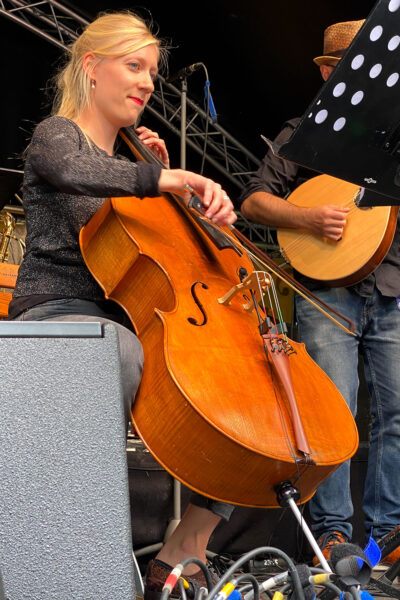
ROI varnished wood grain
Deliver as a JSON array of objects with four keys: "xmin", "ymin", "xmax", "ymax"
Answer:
[
  {"xmin": 277, "ymin": 175, "xmax": 398, "ymax": 286},
  {"xmin": 80, "ymin": 193, "xmax": 358, "ymax": 508}
]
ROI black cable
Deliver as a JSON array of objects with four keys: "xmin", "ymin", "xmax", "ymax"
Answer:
[
  {"xmin": 279, "ymin": 582, "xmax": 292, "ymax": 595},
  {"xmin": 383, "ymin": 558, "xmax": 400, "ymax": 583},
  {"xmin": 195, "ymin": 587, "xmax": 209, "ymax": 600},
  {"xmin": 199, "ymin": 63, "xmax": 210, "ymax": 176},
  {"xmin": 178, "ymin": 578, "xmax": 188, "ymax": 600},
  {"xmin": 315, "ymin": 581, "xmax": 343, "ymax": 597},
  {"xmin": 234, "ymin": 573, "xmax": 260, "ymax": 600},
  {"xmin": 204, "ymin": 546, "xmax": 305, "ymax": 600},
  {"xmin": 349, "ymin": 585, "xmax": 362, "ymax": 600},
  {"xmin": 180, "ymin": 557, "xmax": 213, "ymax": 592},
  {"xmin": 211, "ymin": 553, "xmax": 234, "ymax": 577},
  {"xmin": 160, "ymin": 588, "xmax": 170, "ymax": 600},
  {"xmin": 159, "ymin": 558, "xmax": 212, "ymax": 600}
]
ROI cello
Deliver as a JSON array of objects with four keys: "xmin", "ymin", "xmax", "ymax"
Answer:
[{"xmin": 79, "ymin": 129, "xmax": 358, "ymax": 508}]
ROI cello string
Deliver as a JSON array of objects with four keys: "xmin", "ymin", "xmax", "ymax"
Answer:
[
  {"xmin": 254, "ymin": 271, "xmax": 279, "ymax": 334},
  {"xmin": 119, "ymin": 128, "xmax": 354, "ymax": 335},
  {"xmin": 250, "ymin": 288, "xmax": 299, "ymax": 467},
  {"xmin": 269, "ymin": 277, "xmax": 288, "ymax": 342},
  {"xmin": 255, "ymin": 271, "xmax": 288, "ymax": 346},
  {"xmin": 121, "ymin": 129, "xmax": 310, "ymax": 481},
  {"xmin": 193, "ymin": 216, "xmax": 355, "ymax": 335}
]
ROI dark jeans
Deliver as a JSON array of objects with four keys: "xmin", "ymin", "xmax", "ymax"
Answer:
[{"xmin": 296, "ymin": 286, "xmax": 400, "ymax": 540}]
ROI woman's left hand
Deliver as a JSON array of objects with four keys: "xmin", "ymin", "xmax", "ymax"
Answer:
[{"xmin": 136, "ymin": 126, "xmax": 170, "ymax": 168}]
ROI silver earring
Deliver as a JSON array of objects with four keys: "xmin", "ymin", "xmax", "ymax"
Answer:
[{"xmin": 91, "ymin": 79, "xmax": 96, "ymax": 89}]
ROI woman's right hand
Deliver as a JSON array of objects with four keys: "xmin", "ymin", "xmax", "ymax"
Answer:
[{"xmin": 158, "ymin": 169, "xmax": 237, "ymax": 227}]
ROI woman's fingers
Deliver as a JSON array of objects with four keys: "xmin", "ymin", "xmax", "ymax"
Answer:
[{"xmin": 136, "ymin": 126, "xmax": 170, "ymax": 167}]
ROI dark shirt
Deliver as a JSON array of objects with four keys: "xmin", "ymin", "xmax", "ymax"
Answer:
[
  {"xmin": 238, "ymin": 119, "xmax": 400, "ymax": 298},
  {"xmin": 9, "ymin": 116, "xmax": 162, "ymax": 318}
]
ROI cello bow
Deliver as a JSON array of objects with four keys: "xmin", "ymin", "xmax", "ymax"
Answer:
[{"xmin": 119, "ymin": 126, "xmax": 355, "ymax": 337}]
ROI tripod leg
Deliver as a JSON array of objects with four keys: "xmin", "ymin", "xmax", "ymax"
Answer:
[
  {"xmin": 134, "ymin": 478, "xmax": 182, "ymax": 557},
  {"xmin": 163, "ymin": 480, "xmax": 182, "ymax": 541},
  {"xmin": 132, "ymin": 552, "xmax": 145, "ymax": 596}
]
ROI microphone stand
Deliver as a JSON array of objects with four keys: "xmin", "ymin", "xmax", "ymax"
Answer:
[
  {"xmin": 179, "ymin": 75, "xmax": 188, "ymax": 170},
  {"xmin": 134, "ymin": 74, "xmax": 188, "ymax": 561},
  {"xmin": 166, "ymin": 73, "xmax": 188, "ymax": 540}
]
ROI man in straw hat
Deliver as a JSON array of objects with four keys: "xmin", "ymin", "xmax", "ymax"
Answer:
[
  {"xmin": 239, "ymin": 19, "xmax": 400, "ymax": 565},
  {"xmin": 313, "ymin": 19, "xmax": 365, "ymax": 67}
]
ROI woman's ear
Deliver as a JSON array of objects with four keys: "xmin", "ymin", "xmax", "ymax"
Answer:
[{"xmin": 82, "ymin": 52, "xmax": 97, "ymax": 78}]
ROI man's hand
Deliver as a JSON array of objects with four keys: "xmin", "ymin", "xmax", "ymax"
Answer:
[{"xmin": 305, "ymin": 204, "xmax": 350, "ymax": 240}]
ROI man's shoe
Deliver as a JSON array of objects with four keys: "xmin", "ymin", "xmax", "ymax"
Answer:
[
  {"xmin": 382, "ymin": 546, "xmax": 400, "ymax": 565},
  {"xmin": 144, "ymin": 558, "xmax": 217, "ymax": 600},
  {"xmin": 378, "ymin": 526, "xmax": 400, "ymax": 565},
  {"xmin": 313, "ymin": 530, "xmax": 348, "ymax": 566}
]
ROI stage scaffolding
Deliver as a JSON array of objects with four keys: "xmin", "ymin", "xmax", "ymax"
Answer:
[{"xmin": 0, "ymin": 0, "xmax": 276, "ymax": 248}]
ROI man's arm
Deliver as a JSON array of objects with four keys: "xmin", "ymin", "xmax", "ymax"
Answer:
[
  {"xmin": 238, "ymin": 120, "xmax": 349, "ymax": 241},
  {"xmin": 241, "ymin": 190, "xmax": 349, "ymax": 241}
]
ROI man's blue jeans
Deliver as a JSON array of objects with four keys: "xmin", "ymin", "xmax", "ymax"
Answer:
[{"xmin": 296, "ymin": 285, "xmax": 400, "ymax": 542}]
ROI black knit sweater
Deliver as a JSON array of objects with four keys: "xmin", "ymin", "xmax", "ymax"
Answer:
[{"xmin": 10, "ymin": 116, "xmax": 162, "ymax": 311}]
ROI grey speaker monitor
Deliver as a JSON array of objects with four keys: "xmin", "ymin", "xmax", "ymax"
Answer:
[{"xmin": 0, "ymin": 321, "xmax": 136, "ymax": 600}]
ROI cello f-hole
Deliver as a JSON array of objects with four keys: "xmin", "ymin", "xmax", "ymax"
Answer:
[{"xmin": 187, "ymin": 281, "xmax": 209, "ymax": 326}]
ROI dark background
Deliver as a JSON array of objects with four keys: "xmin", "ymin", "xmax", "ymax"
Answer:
[{"xmin": 0, "ymin": 0, "xmax": 376, "ymax": 201}]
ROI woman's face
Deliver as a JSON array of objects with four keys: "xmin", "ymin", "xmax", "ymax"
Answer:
[{"xmin": 89, "ymin": 43, "xmax": 158, "ymax": 129}]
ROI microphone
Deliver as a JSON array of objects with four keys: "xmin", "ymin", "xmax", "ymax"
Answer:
[
  {"xmin": 166, "ymin": 62, "xmax": 202, "ymax": 83},
  {"xmin": 330, "ymin": 542, "xmax": 372, "ymax": 586}
]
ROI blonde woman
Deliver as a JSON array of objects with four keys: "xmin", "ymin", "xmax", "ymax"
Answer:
[{"xmin": 9, "ymin": 11, "xmax": 236, "ymax": 598}]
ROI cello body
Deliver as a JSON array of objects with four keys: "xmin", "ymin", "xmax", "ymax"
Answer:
[{"xmin": 80, "ymin": 192, "xmax": 358, "ymax": 508}]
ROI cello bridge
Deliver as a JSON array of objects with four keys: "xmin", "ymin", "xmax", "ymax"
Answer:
[{"xmin": 218, "ymin": 271, "xmax": 271, "ymax": 312}]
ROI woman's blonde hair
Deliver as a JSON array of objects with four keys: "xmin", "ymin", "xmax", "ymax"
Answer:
[{"xmin": 53, "ymin": 11, "xmax": 166, "ymax": 119}]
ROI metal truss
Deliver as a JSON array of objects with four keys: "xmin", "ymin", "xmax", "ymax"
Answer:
[
  {"xmin": 234, "ymin": 214, "xmax": 278, "ymax": 250},
  {"xmin": 0, "ymin": 0, "xmax": 275, "ymax": 247},
  {"xmin": 145, "ymin": 76, "xmax": 261, "ymax": 192},
  {"xmin": 0, "ymin": 0, "xmax": 89, "ymax": 50}
]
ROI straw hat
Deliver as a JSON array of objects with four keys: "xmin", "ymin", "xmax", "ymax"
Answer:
[{"xmin": 313, "ymin": 20, "xmax": 365, "ymax": 66}]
